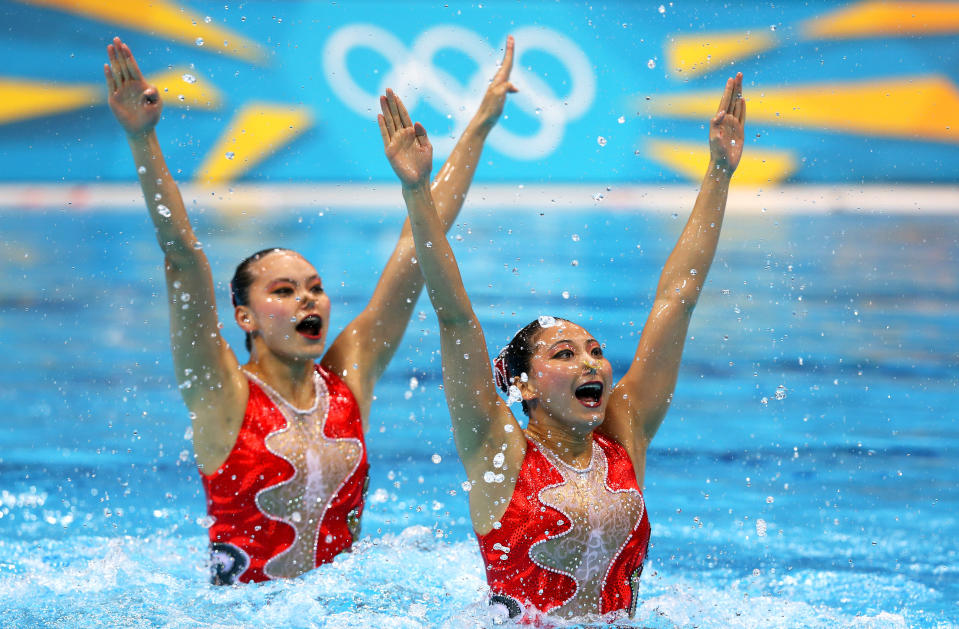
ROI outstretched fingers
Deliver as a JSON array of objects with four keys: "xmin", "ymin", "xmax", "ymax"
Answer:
[
  {"xmin": 717, "ymin": 75, "xmax": 734, "ymax": 114},
  {"xmin": 493, "ymin": 35, "xmax": 515, "ymax": 85},
  {"xmin": 119, "ymin": 40, "xmax": 145, "ymax": 81},
  {"xmin": 379, "ymin": 95, "xmax": 396, "ymax": 140},
  {"xmin": 377, "ymin": 114, "xmax": 391, "ymax": 149},
  {"xmin": 107, "ymin": 42, "xmax": 123, "ymax": 88},
  {"xmin": 385, "ymin": 88, "xmax": 404, "ymax": 131},
  {"xmin": 391, "ymin": 90, "xmax": 423, "ymax": 147},
  {"xmin": 103, "ymin": 63, "xmax": 117, "ymax": 93}
]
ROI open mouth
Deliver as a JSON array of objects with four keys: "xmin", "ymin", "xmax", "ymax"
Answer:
[
  {"xmin": 574, "ymin": 382, "xmax": 604, "ymax": 408},
  {"xmin": 295, "ymin": 314, "xmax": 324, "ymax": 340}
]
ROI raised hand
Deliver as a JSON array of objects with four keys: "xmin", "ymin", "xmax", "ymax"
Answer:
[
  {"xmin": 473, "ymin": 35, "xmax": 519, "ymax": 130},
  {"xmin": 378, "ymin": 88, "xmax": 433, "ymax": 188},
  {"xmin": 104, "ymin": 36, "xmax": 161, "ymax": 137},
  {"xmin": 709, "ymin": 72, "xmax": 746, "ymax": 174}
]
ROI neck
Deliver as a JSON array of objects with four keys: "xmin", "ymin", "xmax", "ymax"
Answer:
[
  {"xmin": 525, "ymin": 418, "xmax": 594, "ymax": 469},
  {"xmin": 245, "ymin": 351, "xmax": 317, "ymax": 408}
]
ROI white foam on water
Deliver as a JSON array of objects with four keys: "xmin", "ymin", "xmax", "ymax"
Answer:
[{"xmin": 0, "ymin": 525, "xmax": 937, "ymax": 628}]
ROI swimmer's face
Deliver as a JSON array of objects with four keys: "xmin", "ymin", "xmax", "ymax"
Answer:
[
  {"xmin": 235, "ymin": 250, "xmax": 331, "ymax": 359},
  {"xmin": 520, "ymin": 322, "xmax": 612, "ymax": 428}
]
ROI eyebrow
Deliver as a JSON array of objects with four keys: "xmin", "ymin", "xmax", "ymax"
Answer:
[
  {"xmin": 266, "ymin": 275, "xmax": 321, "ymax": 287},
  {"xmin": 546, "ymin": 338, "xmax": 599, "ymax": 352}
]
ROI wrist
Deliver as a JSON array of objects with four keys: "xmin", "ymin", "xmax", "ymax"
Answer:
[
  {"xmin": 401, "ymin": 180, "xmax": 432, "ymax": 195},
  {"xmin": 706, "ymin": 160, "xmax": 735, "ymax": 181},
  {"xmin": 466, "ymin": 116, "xmax": 495, "ymax": 139}
]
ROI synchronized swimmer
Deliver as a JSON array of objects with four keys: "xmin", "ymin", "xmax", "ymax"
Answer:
[
  {"xmin": 106, "ymin": 28, "xmax": 746, "ymax": 624},
  {"xmin": 383, "ymin": 70, "xmax": 745, "ymax": 621},
  {"xmin": 104, "ymin": 35, "xmax": 515, "ymax": 584}
]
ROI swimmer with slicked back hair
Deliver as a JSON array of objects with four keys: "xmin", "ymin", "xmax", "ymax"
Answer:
[
  {"xmin": 382, "ymin": 70, "xmax": 746, "ymax": 621},
  {"xmin": 104, "ymin": 35, "xmax": 517, "ymax": 584}
]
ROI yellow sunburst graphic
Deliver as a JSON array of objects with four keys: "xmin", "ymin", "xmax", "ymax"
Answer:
[
  {"xmin": 195, "ymin": 104, "xmax": 314, "ymax": 184},
  {"xmin": 666, "ymin": 1, "xmax": 959, "ymax": 79},
  {"xmin": 0, "ymin": 70, "xmax": 221, "ymax": 125},
  {"xmin": 648, "ymin": 75, "xmax": 959, "ymax": 143},
  {"xmin": 0, "ymin": 79, "xmax": 100, "ymax": 125},
  {"xmin": 645, "ymin": 140, "xmax": 797, "ymax": 185},
  {"xmin": 15, "ymin": 0, "xmax": 266, "ymax": 64}
]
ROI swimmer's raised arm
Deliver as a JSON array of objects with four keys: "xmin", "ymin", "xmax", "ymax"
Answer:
[
  {"xmin": 380, "ymin": 109, "xmax": 525, "ymax": 486},
  {"xmin": 105, "ymin": 37, "xmax": 245, "ymax": 466},
  {"xmin": 604, "ymin": 73, "xmax": 746, "ymax": 476},
  {"xmin": 324, "ymin": 37, "xmax": 517, "ymax": 428}
]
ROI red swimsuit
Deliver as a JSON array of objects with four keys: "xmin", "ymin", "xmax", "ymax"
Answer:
[
  {"xmin": 201, "ymin": 365, "xmax": 368, "ymax": 584},
  {"xmin": 476, "ymin": 433, "xmax": 650, "ymax": 621}
]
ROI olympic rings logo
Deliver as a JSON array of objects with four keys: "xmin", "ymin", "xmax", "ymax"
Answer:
[{"xmin": 322, "ymin": 25, "xmax": 595, "ymax": 160}]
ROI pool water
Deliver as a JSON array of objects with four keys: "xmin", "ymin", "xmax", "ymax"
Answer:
[{"xmin": 1, "ymin": 206, "xmax": 957, "ymax": 627}]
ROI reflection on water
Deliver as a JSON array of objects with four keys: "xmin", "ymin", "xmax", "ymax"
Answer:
[{"xmin": 1, "ymin": 208, "xmax": 956, "ymax": 627}]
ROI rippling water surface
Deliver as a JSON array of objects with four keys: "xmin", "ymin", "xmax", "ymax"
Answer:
[{"xmin": 1, "ymin": 207, "xmax": 956, "ymax": 627}]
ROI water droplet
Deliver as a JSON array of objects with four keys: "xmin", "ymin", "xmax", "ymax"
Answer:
[
  {"xmin": 766, "ymin": 496, "xmax": 775, "ymax": 504},
  {"xmin": 507, "ymin": 385, "xmax": 522, "ymax": 404},
  {"xmin": 483, "ymin": 471, "xmax": 496, "ymax": 483},
  {"xmin": 617, "ymin": 115, "xmax": 625, "ymax": 124},
  {"xmin": 137, "ymin": 165, "xmax": 147, "ymax": 175},
  {"xmin": 156, "ymin": 204, "xmax": 171, "ymax": 218},
  {"xmin": 181, "ymin": 73, "xmax": 197, "ymax": 84},
  {"xmin": 647, "ymin": 59, "xmax": 656, "ymax": 69},
  {"xmin": 195, "ymin": 37, "xmax": 205, "ymax": 46},
  {"xmin": 774, "ymin": 385, "xmax": 787, "ymax": 400},
  {"xmin": 571, "ymin": 234, "xmax": 580, "ymax": 242},
  {"xmin": 658, "ymin": 4, "xmax": 666, "ymax": 13},
  {"xmin": 562, "ymin": 291, "xmax": 570, "ymax": 299},
  {"xmin": 596, "ymin": 136, "xmax": 607, "ymax": 147},
  {"xmin": 538, "ymin": 315, "xmax": 557, "ymax": 328},
  {"xmin": 493, "ymin": 453, "xmax": 505, "ymax": 468},
  {"xmin": 431, "ymin": 454, "xmax": 442, "ymax": 464},
  {"xmin": 571, "ymin": 259, "xmax": 579, "ymax": 266},
  {"xmin": 204, "ymin": 15, "xmax": 212, "ymax": 23},
  {"xmin": 503, "ymin": 424, "xmax": 514, "ymax": 433},
  {"xmin": 689, "ymin": 268, "xmax": 697, "ymax": 275},
  {"xmin": 461, "ymin": 481, "xmax": 472, "ymax": 492},
  {"xmin": 756, "ymin": 519, "xmax": 767, "ymax": 536},
  {"xmin": 224, "ymin": 151, "xmax": 235, "ymax": 160}
]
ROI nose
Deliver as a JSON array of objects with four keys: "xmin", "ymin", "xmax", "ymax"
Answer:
[
  {"xmin": 583, "ymin": 359, "xmax": 598, "ymax": 374},
  {"xmin": 296, "ymin": 288, "xmax": 315, "ymax": 307}
]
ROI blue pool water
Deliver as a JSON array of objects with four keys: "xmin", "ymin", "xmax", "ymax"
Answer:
[{"xmin": 1, "ymin": 206, "xmax": 957, "ymax": 627}]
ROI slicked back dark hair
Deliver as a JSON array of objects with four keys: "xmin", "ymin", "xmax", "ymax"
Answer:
[
  {"xmin": 495, "ymin": 317, "xmax": 572, "ymax": 416},
  {"xmin": 230, "ymin": 247, "xmax": 294, "ymax": 352}
]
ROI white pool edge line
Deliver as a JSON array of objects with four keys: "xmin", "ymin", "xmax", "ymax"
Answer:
[{"xmin": 1, "ymin": 183, "xmax": 957, "ymax": 214}]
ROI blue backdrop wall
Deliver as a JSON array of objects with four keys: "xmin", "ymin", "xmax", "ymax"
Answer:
[{"xmin": 1, "ymin": 0, "xmax": 958, "ymax": 184}]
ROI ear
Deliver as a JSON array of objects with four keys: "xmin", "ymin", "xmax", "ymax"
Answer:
[
  {"xmin": 235, "ymin": 306, "xmax": 255, "ymax": 333},
  {"xmin": 515, "ymin": 374, "xmax": 537, "ymax": 404}
]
